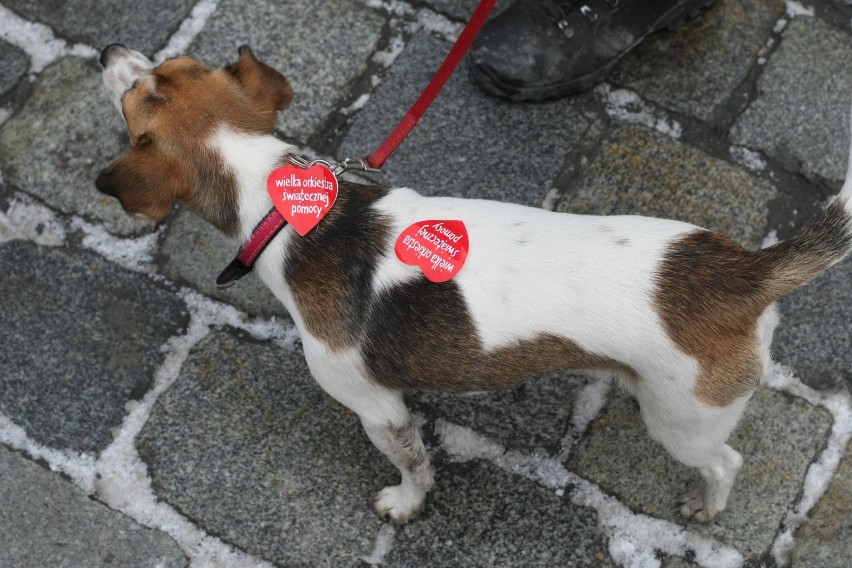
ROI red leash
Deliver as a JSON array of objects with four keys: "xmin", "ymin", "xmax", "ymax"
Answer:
[
  {"xmin": 367, "ymin": 0, "xmax": 496, "ymax": 170},
  {"xmin": 217, "ymin": 0, "xmax": 496, "ymax": 289}
]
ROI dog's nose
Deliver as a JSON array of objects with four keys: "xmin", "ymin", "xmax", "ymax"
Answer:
[{"xmin": 99, "ymin": 43, "xmax": 128, "ymax": 68}]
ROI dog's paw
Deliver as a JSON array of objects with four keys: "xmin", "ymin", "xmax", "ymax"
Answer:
[
  {"xmin": 677, "ymin": 489, "xmax": 715, "ymax": 523},
  {"xmin": 373, "ymin": 484, "xmax": 424, "ymax": 525}
]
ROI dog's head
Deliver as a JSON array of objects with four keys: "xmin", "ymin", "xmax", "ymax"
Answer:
[{"xmin": 95, "ymin": 45, "xmax": 292, "ymax": 228}]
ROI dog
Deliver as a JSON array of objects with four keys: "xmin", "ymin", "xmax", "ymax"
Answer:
[{"xmin": 96, "ymin": 44, "xmax": 852, "ymax": 524}]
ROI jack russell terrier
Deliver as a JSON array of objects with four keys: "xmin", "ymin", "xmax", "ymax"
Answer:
[{"xmin": 96, "ymin": 44, "xmax": 852, "ymax": 524}]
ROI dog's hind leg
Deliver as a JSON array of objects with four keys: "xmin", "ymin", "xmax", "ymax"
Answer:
[
  {"xmin": 634, "ymin": 379, "xmax": 751, "ymax": 523},
  {"xmin": 307, "ymin": 349, "xmax": 434, "ymax": 524}
]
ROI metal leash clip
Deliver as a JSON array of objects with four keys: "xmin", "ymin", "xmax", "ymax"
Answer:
[
  {"xmin": 335, "ymin": 157, "xmax": 382, "ymax": 175},
  {"xmin": 286, "ymin": 154, "xmax": 381, "ymax": 176}
]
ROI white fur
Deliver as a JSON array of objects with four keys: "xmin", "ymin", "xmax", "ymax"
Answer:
[{"xmin": 101, "ymin": 46, "xmax": 154, "ymax": 113}]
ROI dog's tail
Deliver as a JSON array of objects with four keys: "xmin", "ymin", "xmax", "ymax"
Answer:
[{"xmin": 756, "ymin": 103, "xmax": 852, "ymax": 301}]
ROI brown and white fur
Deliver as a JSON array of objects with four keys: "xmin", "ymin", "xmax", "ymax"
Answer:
[{"xmin": 96, "ymin": 45, "xmax": 852, "ymax": 524}]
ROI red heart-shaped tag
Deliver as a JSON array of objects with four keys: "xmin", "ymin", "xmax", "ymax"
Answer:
[
  {"xmin": 395, "ymin": 220, "xmax": 469, "ymax": 283},
  {"xmin": 267, "ymin": 164, "xmax": 338, "ymax": 236}
]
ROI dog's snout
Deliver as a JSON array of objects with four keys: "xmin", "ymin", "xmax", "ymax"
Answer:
[{"xmin": 99, "ymin": 43, "xmax": 128, "ymax": 69}]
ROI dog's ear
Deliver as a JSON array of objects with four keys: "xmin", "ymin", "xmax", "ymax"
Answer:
[
  {"xmin": 227, "ymin": 45, "xmax": 293, "ymax": 122},
  {"xmin": 95, "ymin": 145, "xmax": 187, "ymax": 224}
]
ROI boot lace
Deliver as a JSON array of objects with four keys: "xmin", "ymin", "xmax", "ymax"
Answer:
[{"xmin": 539, "ymin": 0, "xmax": 619, "ymax": 27}]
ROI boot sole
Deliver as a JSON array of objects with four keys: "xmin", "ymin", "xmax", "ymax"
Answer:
[{"xmin": 469, "ymin": 0, "xmax": 717, "ymax": 102}]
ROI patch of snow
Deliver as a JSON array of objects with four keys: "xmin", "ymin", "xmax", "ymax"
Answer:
[
  {"xmin": 154, "ymin": 0, "xmax": 221, "ymax": 63},
  {"xmin": 414, "ymin": 8, "xmax": 463, "ymax": 42},
  {"xmin": 179, "ymin": 288, "xmax": 301, "ymax": 349},
  {"xmin": 362, "ymin": 524, "xmax": 397, "ymax": 566},
  {"xmin": 540, "ymin": 187, "xmax": 561, "ymax": 211},
  {"xmin": 730, "ymin": 146, "xmax": 767, "ymax": 173},
  {"xmin": 0, "ymin": 4, "xmax": 98, "ymax": 74},
  {"xmin": 597, "ymin": 84, "xmax": 682, "ymax": 139},
  {"xmin": 761, "ymin": 229, "xmax": 779, "ymax": 249},
  {"xmin": 785, "ymin": 1, "xmax": 815, "ymax": 18},
  {"xmin": 765, "ymin": 362, "xmax": 852, "ymax": 567},
  {"xmin": 372, "ymin": 32, "xmax": 406, "ymax": 68},
  {"xmin": 0, "ymin": 413, "xmax": 98, "ymax": 493},
  {"xmin": 71, "ymin": 217, "xmax": 159, "ymax": 272},
  {"xmin": 0, "ymin": 196, "xmax": 66, "ymax": 246},
  {"xmin": 341, "ymin": 93, "xmax": 372, "ymax": 116}
]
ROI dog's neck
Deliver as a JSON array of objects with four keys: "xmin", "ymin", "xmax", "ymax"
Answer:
[{"xmin": 206, "ymin": 126, "xmax": 296, "ymax": 241}]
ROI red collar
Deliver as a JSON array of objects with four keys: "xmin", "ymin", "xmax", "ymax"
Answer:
[{"xmin": 216, "ymin": 207, "xmax": 285, "ymax": 289}]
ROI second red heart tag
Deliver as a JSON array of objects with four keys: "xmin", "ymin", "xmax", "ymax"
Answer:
[{"xmin": 395, "ymin": 220, "xmax": 469, "ymax": 283}]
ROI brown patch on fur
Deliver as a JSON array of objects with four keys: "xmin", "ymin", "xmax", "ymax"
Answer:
[
  {"xmin": 97, "ymin": 47, "xmax": 293, "ymax": 236},
  {"xmin": 285, "ymin": 182, "xmax": 391, "ymax": 350},
  {"xmin": 655, "ymin": 231, "xmax": 771, "ymax": 407},
  {"xmin": 362, "ymin": 278, "xmax": 637, "ymax": 392},
  {"xmin": 656, "ymin": 201, "xmax": 851, "ymax": 406}
]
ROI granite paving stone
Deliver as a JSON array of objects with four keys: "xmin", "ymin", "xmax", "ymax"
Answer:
[
  {"xmin": 4, "ymin": 0, "xmax": 195, "ymax": 57},
  {"xmin": 791, "ymin": 442, "xmax": 852, "ymax": 567},
  {"xmin": 773, "ymin": 257, "xmax": 852, "ymax": 392},
  {"xmin": 0, "ymin": 39, "xmax": 28, "ymax": 97},
  {"xmin": 0, "ymin": 447, "xmax": 187, "ymax": 568},
  {"xmin": 0, "ymin": 240, "xmax": 188, "ymax": 453},
  {"xmin": 411, "ymin": 372, "xmax": 598, "ymax": 454},
  {"xmin": 160, "ymin": 209, "xmax": 289, "ymax": 319},
  {"xmin": 611, "ymin": 0, "xmax": 784, "ymax": 121},
  {"xmin": 731, "ymin": 17, "xmax": 852, "ymax": 184},
  {"xmin": 137, "ymin": 330, "xmax": 391, "ymax": 567},
  {"xmin": 556, "ymin": 123, "xmax": 777, "ymax": 249},
  {"xmin": 340, "ymin": 34, "xmax": 588, "ymax": 207},
  {"xmin": 0, "ymin": 57, "xmax": 150, "ymax": 235},
  {"xmin": 189, "ymin": 0, "xmax": 385, "ymax": 142},
  {"xmin": 423, "ymin": 0, "xmax": 513, "ymax": 21},
  {"xmin": 566, "ymin": 387, "xmax": 833, "ymax": 560},
  {"xmin": 386, "ymin": 460, "xmax": 611, "ymax": 567}
]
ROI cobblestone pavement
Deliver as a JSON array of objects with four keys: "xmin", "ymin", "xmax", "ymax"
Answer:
[{"xmin": 1, "ymin": 1, "xmax": 851, "ymax": 566}]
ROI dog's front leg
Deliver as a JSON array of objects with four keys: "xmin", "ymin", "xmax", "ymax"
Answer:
[
  {"xmin": 307, "ymin": 349, "xmax": 434, "ymax": 523},
  {"xmin": 361, "ymin": 411, "xmax": 434, "ymax": 524}
]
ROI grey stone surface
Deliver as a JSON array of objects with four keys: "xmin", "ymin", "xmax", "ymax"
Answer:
[
  {"xmin": 412, "ymin": 372, "xmax": 596, "ymax": 454},
  {"xmin": 386, "ymin": 460, "xmax": 610, "ymax": 567},
  {"xmin": 0, "ymin": 447, "xmax": 187, "ymax": 568},
  {"xmin": 160, "ymin": 209, "xmax": 289, "ymax": 319},
  {"xmin": 4, "ymin": 0, "xmax": 194, "ymax": 57},
  {"xmin": 340, "ymin": 34, "xmax": 588, "ymax": 207},
  {"xmin": 137, "ymin": 330, "xmax": 390, "ymax": 567},
  {"xmin": 0, "ymin": 57, "xmax": 149, "ymax": 235},
  {"xmin": 773, "ymin": 257, "xmax": 852, "ymax": 392},
  {"xmin": 189, "ymin": 0, "xmax": 385, "ymax": 142},
  {"xmin": 0, "ymin": 39, "xmax": 28, "ymax": 96},
  {"xmin": 791, "ymin": 443, "xmax": 852, "ymax": 567},
  {"xmin": 556, "ymin": 124, "xmax": 777, "ymax": 249},
  {"xmin": 0, "ymin": 241, "xmax": 188, "ymax": 452},
  {"xmin": 612, "ymin": 0, "xmax": 784, "ymax": 121},
  {"xmin": 567, "ymin": 387, "xmax": 832, "ymax": 559},
  {"xmin": 423, "ymin": 0, "xmax": 513, "ymax": 21},
  {"xmin": 731, "ymin": 17, "xmax": 852, "ymax": 183}
]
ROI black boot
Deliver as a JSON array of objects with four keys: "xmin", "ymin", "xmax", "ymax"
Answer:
[{"xmin": 468, "ymin": 0, "xmax": 716, "ymax": 101}]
